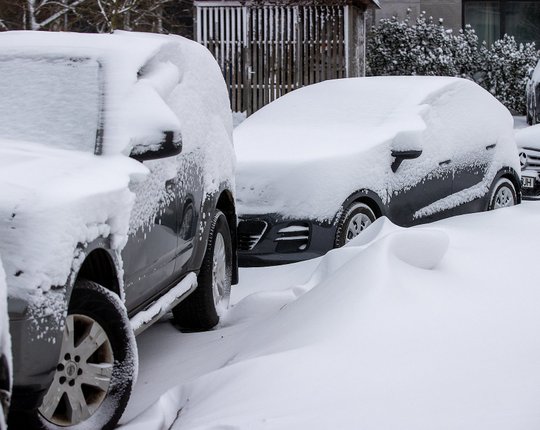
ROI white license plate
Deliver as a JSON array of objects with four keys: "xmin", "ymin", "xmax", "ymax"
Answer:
[{"xmin": 522, "ymin": 176, "xmax": 535, "ymax": 188}]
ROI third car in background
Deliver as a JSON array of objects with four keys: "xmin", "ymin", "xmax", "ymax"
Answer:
[{"xmin": 516, "ymin": 124, "xmax": 540, "ymax": 199}]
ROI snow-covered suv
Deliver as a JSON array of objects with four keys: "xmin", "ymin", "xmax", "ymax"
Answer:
[{"xmin": 0, "ymin": 31, "xmax": 236, "ymax": 429}]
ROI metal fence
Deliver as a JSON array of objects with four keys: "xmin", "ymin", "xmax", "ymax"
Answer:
[{"xmin": 196, "ymin": 1, "xmax": 364, "ymax": 115}]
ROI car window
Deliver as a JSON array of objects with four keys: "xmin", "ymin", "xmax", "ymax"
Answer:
[{"xmin": 0, "ymin": 55, "xmax": 101, "ymax": 153}]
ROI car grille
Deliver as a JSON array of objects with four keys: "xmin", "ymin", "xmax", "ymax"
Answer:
[
  {"xmin": 275, "ymin": 223, "xmax": 310, "ymax": 253},
  {"xmin": 238, "ymin": 220, "xmax": 268, "ymax": 251},
  {"xmin": 520, "ymin": 147, "xmax": 540, "ymax": 171}
]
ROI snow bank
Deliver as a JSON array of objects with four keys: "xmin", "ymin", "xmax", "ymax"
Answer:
[
  {"xmin": 122, "ymin": 203, "xmax": 540, "ymax": 430},
  {"xmin": 235, "ymin": 77, "xmax": 517, "ymax": 221}
]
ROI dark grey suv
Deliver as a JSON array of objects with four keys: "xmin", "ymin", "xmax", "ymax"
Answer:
[{"xmin": 0, "ymin": 31, "xmax": 236, "ymax": 429}]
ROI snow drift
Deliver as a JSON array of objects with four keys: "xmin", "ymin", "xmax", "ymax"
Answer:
[{"xmin": 121, "ymin": 203, "xmax": 540, "ymax": 430}]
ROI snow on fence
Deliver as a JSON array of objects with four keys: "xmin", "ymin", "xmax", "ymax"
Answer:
[{"xmin": 195, "ymin": 1, "xmax": 368, "ymax": 115}]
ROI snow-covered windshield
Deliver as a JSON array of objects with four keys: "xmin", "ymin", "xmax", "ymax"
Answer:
[{"xmin": 0, "ymin": 56, "xmax": 101, "ymax": 152}]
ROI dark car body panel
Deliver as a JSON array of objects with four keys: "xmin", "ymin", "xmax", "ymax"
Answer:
[{"xmin": 239, "ymin": 167, "xmax": 521, "ymax": 266}]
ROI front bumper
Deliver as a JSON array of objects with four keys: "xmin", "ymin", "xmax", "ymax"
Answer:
[
  {"xmin": 521, "ymin": 171, "xmax": 540, "ymax": 200},
  {"xmin": 238, "ymin": 215, "xmax": 336, "ymax": 266},
  {"xmin": 8, "ymin": 295, "xmax": 65, "ymax": 411}
]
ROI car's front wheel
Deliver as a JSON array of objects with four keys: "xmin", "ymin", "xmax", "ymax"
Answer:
[
  {"xmin": 488, "ymin": 178, "xmax": 518, "ymax": 210},
  {"xmin": 334, "ymin": 202, "xmax": 377, "ymax": 247},
  {"xmin": 13, "ymin": 280, "xmax": 137, "ymax": 430},
  {"xmin": 173, "ymin": 210, "xmax": 233, "ymax": 331}
]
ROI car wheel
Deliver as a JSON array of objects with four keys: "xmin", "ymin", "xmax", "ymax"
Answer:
[
  {"xmin": 173, "ymin": 210, "xmax": 232, "ymax": 331},
  {"xmin": 335, "ymin": 202, "xmax": 377, "ymax": 247},
  {"xmin": 488, "ymin": 178, "xmax": 517, "ymax": 210},
  {"xmin": 14, "ymin": 280, "xmax": 137, "ymax": 430}
]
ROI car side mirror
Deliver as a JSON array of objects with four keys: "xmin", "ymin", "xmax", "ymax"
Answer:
[
  {"xmin": 391, "ymin": 149, "xmax": 422, "ymax": 173},
  {"xmin": 130, "ymin": 131, "xmax": 182, "ymax": 162}
]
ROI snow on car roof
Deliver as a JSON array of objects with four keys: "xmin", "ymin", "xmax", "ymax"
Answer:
[
  {"xmin": 0, "ymin": 30, "xmax": 167, "ymax": 71},
  {"xmin": 235, "ymin": 76, "xmax": 469, "ymax": 163},
  {"xmin": 0, "ymin": 31, "xmax": 214, "ymax": 155}
]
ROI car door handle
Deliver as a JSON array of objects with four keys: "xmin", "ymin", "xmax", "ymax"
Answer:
[
  {"xmin": 486, "ymin": 144, "xmax": 496, "ymax": 150},
  {"xmin": 439, "ymin": 160, "xmax": 451, "ymax": 166}
]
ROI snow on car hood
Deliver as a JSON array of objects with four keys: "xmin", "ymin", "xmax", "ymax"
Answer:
[
  {"xmin": 235, "ymin": 77, "xmax": 517, "ymax": 221},
  {"xmin": 0, "ymin": 139, "xmax": 146, "ymax": 313},
  {"xmin": 516, "ymin": 124, "xmax": 540, "ymax": 151}
]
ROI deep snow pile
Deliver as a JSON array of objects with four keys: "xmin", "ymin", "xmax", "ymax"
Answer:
[
  {"xmin": 235, "ymin": 77, "xmax": 518, "ymax": 221},
  {"xmin": 121, "ymin": 203, "xmax": 540, "ymax": 430}
]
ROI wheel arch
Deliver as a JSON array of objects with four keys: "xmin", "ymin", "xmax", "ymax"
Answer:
[
  {"xmin": 487, "ymin": 167, "xmax": 522, "ymax": 210},
  {"xmin": 72, "ymin": 240, "xmax": 121, "ymax": 300},
  {"xmin": 335, "ymin": 189, "xmax": 385, "ymax": 223}
]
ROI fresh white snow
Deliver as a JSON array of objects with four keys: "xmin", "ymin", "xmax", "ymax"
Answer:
[
  {"xmin": 235, "ymin": 77, "xmax": 518, "ymax": 222},
  {"xmin": 120, "ymin": 202, "xmax": 540, "ymax": 430}
]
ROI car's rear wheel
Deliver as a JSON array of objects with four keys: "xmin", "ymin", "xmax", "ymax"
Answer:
[
  {"xmin": 335, "ymin": 202, "xmax": 377, "ymax": 247},
  {"xmin": 173, "ymin": 210, "xmax": 232, "ymax": 331},
  {"xmin": 13, "ymin": 280, "xmax": 137, "ymax": 430},
  {"xmin": 488, "ymin": 178, "xmax": 517, "ymax": 210}
]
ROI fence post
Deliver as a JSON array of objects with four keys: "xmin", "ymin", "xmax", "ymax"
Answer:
[{"xmin": 344, "ymin": 4, "xmax": 365, "ymax": 78}]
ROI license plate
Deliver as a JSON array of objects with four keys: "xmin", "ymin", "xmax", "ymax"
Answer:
[{"xmin": 522, "ymin": 176, "xmax": 535, "ymax": 188}]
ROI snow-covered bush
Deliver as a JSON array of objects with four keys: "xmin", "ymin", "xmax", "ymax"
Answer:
[
  {"xmin": 367, "ymin": 11, "xmax": 480, "ymax": 78},
  {"xmin": 478, "ymin": 35, "xmax": 538, "ymax": 113},
  {"xmin": 367, "ymin": 10, "xmax": 539, "ymax": 114}
]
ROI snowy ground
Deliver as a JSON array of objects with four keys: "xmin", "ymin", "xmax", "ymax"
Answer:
[{"xmin": 119, "ymin": 202, "xmax": 540, "ymax": 430}]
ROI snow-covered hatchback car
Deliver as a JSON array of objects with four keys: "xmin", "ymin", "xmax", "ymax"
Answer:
[
  {"xmin": 236, "ymin": 77, "xmax": 521, "ymax": 265},
  {"xmin": 0, "ymin": 31, "xmax": 236, "ymax": 429}
]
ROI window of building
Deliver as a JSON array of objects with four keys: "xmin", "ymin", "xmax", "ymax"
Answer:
[{"xmin": 463, "ymin": 0, "xmax": 540, "ymax": 46}]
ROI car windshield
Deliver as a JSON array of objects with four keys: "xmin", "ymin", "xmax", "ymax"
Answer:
[{"xmin": 0, "ymin": 55, "xmax": 101, "ymax": 152}]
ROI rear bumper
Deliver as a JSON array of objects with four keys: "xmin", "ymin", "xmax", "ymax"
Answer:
[{"xmin": 238, "ymin": 214, "xmax": 336, "ymax": 267}]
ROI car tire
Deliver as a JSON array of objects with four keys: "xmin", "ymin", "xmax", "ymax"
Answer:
[
  {"xmin": 12, "ymin": 280, "xmax": 137, "ymax": 430},
  {"xmin": 334, "ymin": 202, "xmax": 377, "ymax": 247},
  {"xmin": 173, "ymin": 210, "xmax": 232, "ymax": 331},
  {"xmin": 488, "ymin": 178, "xmax": 517, "ymax": 210}
]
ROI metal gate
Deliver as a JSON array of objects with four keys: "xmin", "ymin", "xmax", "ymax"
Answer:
[{"xmin": 196, "ymin": 1, "xmax": 361, "ymax": 115}]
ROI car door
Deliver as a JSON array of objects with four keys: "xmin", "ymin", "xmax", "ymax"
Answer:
[
  {"xmin": 452, "ymin": 144, "xmax": 496, "ymax": 195},
  {"xmin": 172, "ymin": 153, "xmax": 204, "ymax": 275},
  {"xmin": 387, "ymin": 142, "xmax": 453, "ymax": 226},
  {"xmin": 122, "ymin": 157, "xmax": 180, "ymax": 312}
]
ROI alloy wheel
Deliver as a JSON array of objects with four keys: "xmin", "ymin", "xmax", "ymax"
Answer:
[
  {"xmin": 39, "ymin": 314, "xmax": 113, "ymax": 426},
  {"xmin": 345, "ymin": 213, "xmax": 373, "ymax": 243}
]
